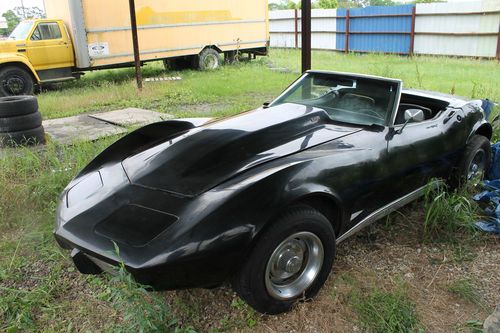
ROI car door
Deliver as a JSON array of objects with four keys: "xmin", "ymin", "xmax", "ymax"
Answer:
[
  {"xmin": 386, "ymin": 106, "xmax": 467, "ymax": 198},
  {"xmin": 26, "ymin": 21, "xmax": 74, "ymax": 70}
]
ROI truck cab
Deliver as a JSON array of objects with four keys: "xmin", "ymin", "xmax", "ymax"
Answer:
[{"xmin": 0, "ymin": 19, "xmax": 75, "ymax": 96}]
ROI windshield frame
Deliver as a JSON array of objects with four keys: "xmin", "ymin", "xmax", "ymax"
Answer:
[
  {"xmin": 8, "ymin": 21, "xmax": 35, "ymax": 41},
  {"xmin": 269, "ymin": 70, "xmax": 403, "ymax": 127}
]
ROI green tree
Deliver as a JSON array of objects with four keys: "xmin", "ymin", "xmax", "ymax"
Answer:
[
  {"xmin": 14, "ymin": 6, "xmax": 45, "ymax": 19},
  {"xmin": 369, "ymin": 0, "xmax": 395, "ymax": 6},
  {"xmin": 317, "ymin": 0, "xmax": 338, "ymax": 8},
  {"xmin": 0, "ymin": 10, "xmax": 21, "ymax": 36}
]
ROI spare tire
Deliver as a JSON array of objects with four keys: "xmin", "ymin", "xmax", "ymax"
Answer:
[
  {"xmin": 0, "ymin": 125, "xmax": 45, "ymax": 147},
  {"xmin": 0, "ymin": 95, "xmax": 38, "ymax": 117},
  {"xmin": 0, "ymin": 112, "xmax": 42, "ymax": 132}
]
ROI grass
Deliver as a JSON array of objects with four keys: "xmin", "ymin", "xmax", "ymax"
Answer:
[
  {"xmin": 423, "ymin": 183, "xmax": 480, "ymax": 241},
  {"xmin": 350, "ymin": 284, "xmax": 420, "ymax": 333},
  {"xmin": 448, "ymin": 279, "xmax": 482, "ymax": 306},
  {"xmin": 0, "ymin": 49, "xmax": 499, "ymax": 332}
]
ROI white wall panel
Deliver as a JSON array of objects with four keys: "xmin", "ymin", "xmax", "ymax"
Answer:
[{"xmin": 414, "ymin": 1, "xmax": 500, "ymax": 57}]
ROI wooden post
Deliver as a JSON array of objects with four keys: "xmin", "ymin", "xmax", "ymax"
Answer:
[
  {"xmin": 128, "ymin": 0, "xmax": 143, "ymax": 90},
  {"xmin": 345, "ymin": 9, "xmax": 350, "ymax": 53},
  {"xmin": 294, "ymin": 9, "xmax": 299, "ymax": 49},
  {"xmin": 409, "ymin": 6, "xmax": 416, "ymax": 56},
  {"xmin": 301, "ymin": 0, "xmax": 311, "ymax": 73}
]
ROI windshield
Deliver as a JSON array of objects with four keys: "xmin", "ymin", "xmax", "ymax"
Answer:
[
  {"xmin": 271, "ymin": 72, "xmax": 400, "ymax": 126},
  {"xmin": 9, "ymin": 21, "xmax": 34, "ymax": 40}
]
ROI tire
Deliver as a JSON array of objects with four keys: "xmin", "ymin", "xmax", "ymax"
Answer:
[
  {"xmin": 0, "ymin": 125, "xmax": 45, "ymax": 147},
  {"xmin": 0, "ymin": 112, "xmax": 42, "ymax": 132},
  {"xmin": 0, "ymin": 66, "xmax": 35, "ymax": 97},
  {"xmin": 450, "ymin": 135, "xmax": 491, "ymax": 188},
  {"xmin": 198, "ymin": 48, "xmax": 221, "ymax": 70},
  {"xmin": 232, "ymin": 206, "xmax": 336, "ymax": 314},
  {"xmin": 0, "ymin": 95, "xmax": 38, "ymax": 117}
]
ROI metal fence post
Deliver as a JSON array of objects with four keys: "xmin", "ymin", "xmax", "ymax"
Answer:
[
  {"xmin": 409, "ymin": 6, "xmax": 416, "ymax": 56},
  {"xmin": 295, "ymin": 9, "xmax": 299, "ymax": 49},
  {"xmin": 345, "ymin": 9, "xmax": 350, "ymax": 53},
  {"xmin": 496, "ymin": 21, "xmax": 500, "ymax": 61},
  {"xmin": 301, "ymin": 0, "xmax": 312, "ymax": 72}
]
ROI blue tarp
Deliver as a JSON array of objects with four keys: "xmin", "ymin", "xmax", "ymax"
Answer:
[{"xmin": 473, "ymin": 142, "xmax": 500, "ymax": 234}]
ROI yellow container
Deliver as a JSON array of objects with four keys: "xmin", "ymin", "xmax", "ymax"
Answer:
[{"xmin": 44, "ymin": 0, "xmax": 269, "ymax": 68}]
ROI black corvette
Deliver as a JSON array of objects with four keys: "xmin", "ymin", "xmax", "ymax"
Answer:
[{"xmin": 55, "ymin": 71, "xmax": 493, "ymax": 314}]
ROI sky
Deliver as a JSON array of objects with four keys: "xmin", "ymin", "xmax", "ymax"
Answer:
[{"xmin": 0, "ymin": 0, "xmax": 45, "ymax": 17}]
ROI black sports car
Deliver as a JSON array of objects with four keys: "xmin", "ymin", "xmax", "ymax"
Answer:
[{"xmin": 54, "ymin": 71, "xmax": 493, "ymax": 314}]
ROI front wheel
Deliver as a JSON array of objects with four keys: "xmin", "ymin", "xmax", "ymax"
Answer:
[
  {"xmin": 232, "ymin": 206, "xmax": 335, "ymax": 314},
  {"xmin": 0, "ymin": 66, "xmax": 35, "ymax": 97}
]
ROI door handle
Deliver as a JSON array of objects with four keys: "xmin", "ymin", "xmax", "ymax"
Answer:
[{"xmin": 17, "ymin": 49, "xmax": 26, "ymax": 52}]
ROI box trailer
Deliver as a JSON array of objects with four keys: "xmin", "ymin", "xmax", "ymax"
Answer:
[{"xmin": 0, "ymin": 0, "xmax": 269, "ymax": 96}]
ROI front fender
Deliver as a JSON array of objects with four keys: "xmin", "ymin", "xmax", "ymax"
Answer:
[{"xmin": 0, "ymin": 53, "xmax": 41, "ymax": 82}]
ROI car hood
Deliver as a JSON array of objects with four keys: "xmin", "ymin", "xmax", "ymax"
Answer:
[
  {"xmin": 122, "ymin": 103, "xmax": 362, "ymax": 196},
  {"xmin": 0, "ymin": 40, "xmax": 21, "ymax": 53}
]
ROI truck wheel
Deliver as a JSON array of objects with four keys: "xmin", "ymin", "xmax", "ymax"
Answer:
[
  {"xmin": 0, "ymin": 96, "xmax": 38, "ymax": 117},
  {"xmin": 0, "ymin": 66, "xmax": 35, "ymax": 97},
  {"xmin": 198, "ymin": 48, "xmax": 221, "ymax": 70},
  {"xmin": 232, "ymin": 206, "xmax": 335, "ymax": 314}
]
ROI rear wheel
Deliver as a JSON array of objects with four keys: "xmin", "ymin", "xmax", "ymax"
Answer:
[
  {"xmin": 232, "ymin": 206, "xmax": 335, "ymax": 314},
  {"xmin": 0, "ymin": 66, "xmax": 35, "ymax": 97},
  {"xmin": 450, "ymin": 135, "xmax": 491, "ymax": 188},
  {"xmin": 198, "ymin": 48, "xmax": 221, "ymax": 70}
]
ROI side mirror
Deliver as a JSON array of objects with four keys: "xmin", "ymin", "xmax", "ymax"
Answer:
[
  {"xmin": 396, "ymin": 109, "xmax": 425, "ymax": 134},
  {"xmin": 404, "ymin": 109, "xmax": 425, "ymax": 122},
  {"xmin": 263, "ymin": 102, "xmax": 270, "ymax": 109}
]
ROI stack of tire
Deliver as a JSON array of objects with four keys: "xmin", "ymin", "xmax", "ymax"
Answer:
[{"xmin": 0, "ymin": 96, "xmax": 45, "ymax": 147}]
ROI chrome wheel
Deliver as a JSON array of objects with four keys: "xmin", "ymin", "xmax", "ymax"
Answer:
[
  {"xmin": 467, "ymin": 148, "xmax": 486, "ymax": 183},
  {"xmin": 265, "ymin": 231, "xmax": 324, "ymax": 300}
]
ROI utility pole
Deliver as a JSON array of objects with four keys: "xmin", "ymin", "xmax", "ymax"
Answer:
[
  {"xmin": 301, "ymin": 0, "xmax": 311, "ymax": 73},
  {"xmin": 128, "ymin": 0, "xmax": 143, "ymax": 90}
]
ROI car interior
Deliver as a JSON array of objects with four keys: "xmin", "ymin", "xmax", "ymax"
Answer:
[{"xmin": 394, "ymin": 93, "xmax": 450, "ymax": 125}]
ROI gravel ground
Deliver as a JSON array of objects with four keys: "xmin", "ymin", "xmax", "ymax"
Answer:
[{"xmin": 166, "ymin": 204, "xmax": 500, "ymax": 332}]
